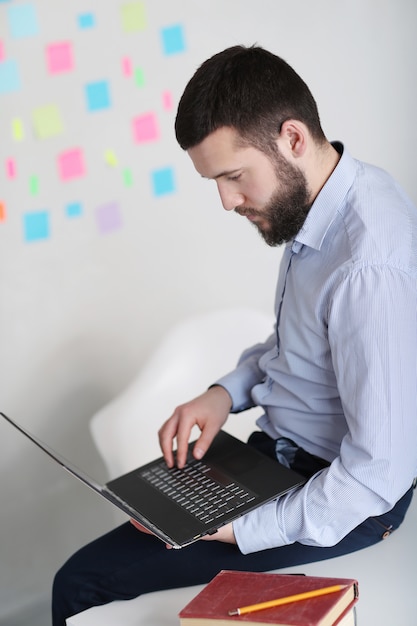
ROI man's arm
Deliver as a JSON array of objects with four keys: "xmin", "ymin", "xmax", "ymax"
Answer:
[
  {"xmin": 158, "ymin": 332, "xmax": 276, "ymax": 468},
  {"xmin": 233, "ymin": 266, "xmax": 417, "ymax": 553}
]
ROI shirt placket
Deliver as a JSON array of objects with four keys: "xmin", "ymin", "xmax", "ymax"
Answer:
[{"xmin": 275, "ymin": 243, "xmax": 299, "ymax": 356}]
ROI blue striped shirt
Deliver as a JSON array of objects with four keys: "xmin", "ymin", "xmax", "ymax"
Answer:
[{"xmin": 217, "ymin": 143, "xmax": 417, "ymax": 553}]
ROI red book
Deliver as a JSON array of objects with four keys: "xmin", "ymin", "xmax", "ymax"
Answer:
[{"xmin": 179, "ymin": 570, "xmax": 358, "ymax": 626}]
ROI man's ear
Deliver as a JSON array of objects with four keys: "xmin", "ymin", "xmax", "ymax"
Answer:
[{"xmin": 276, "ymin": 120, "xmax": 307, "ymax": 160}]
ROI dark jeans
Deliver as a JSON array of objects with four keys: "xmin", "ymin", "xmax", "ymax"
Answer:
[{"xmin": 52, "ymin": 433, "xmax": 414, "ymax": 625}]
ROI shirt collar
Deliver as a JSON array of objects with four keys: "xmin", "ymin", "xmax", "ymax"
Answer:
[{"xmin": 292, "ymin": 142, "xmax": 358, "ymax": 252}]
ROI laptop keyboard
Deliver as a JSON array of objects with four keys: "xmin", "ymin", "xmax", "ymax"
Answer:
[{"xmin": 140, "ymin": 459, "xmax": 256, "ymax": 525}]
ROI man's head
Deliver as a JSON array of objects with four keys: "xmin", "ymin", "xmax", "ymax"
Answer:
[
  {"xmin": 176, "ymin": 45, "xmax": 333, "ymax": 246},
  {"xmin": 175, "ymin": 45, "xmax": 326, "ymax": 154}
]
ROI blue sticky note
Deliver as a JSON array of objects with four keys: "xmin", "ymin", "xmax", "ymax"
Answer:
[
  {"xmin": 85, "ymin": 80, "xmax": 111, "ymax": 111},
  {"xmin": 161, "ymin": 24, "xmax": 185, "ymax": 55},
  {"xmin": 78, "ymin": 13, "xmax": 95, "ymax": 29},
  {"xmin": 66, "ymin": 202, "xmax": 82, "ymax": 218},
  {"xmin": 152, "ymin": 167, "xmax": 176, "ymax": 196},
  {"xmin": 8, "ymin": 4, "xmax": 39, "ymax": 39},
  {"xmin": 0, "ymin": 59, "xmax": 21, "ymax": 93},
  {"xmin": 23, "ymin": 211, "xmax": 50, "ymax": 242}
]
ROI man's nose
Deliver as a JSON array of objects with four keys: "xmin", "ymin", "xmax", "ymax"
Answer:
[{"xmin": 216, "ymin": 182, "xmax": 245, "ymax": 212}]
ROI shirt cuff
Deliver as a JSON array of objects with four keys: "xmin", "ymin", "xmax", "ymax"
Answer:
[{"xmin": 233, "ymin": 499, "xmax": 289, "ymax": 554}]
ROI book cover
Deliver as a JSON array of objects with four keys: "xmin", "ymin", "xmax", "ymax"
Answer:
[{"xmin": 179, "ymin": 570, "xmax": 359, "ymax": 626}]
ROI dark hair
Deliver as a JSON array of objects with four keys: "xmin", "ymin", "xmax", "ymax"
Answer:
[{"xmin": 175, "ymin": 45, "xmax": 326, "ymax": 152}]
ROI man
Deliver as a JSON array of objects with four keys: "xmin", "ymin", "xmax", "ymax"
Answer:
[{"xmin": 52, "ymin": 45, "xmax": 417, "ymax": 624}]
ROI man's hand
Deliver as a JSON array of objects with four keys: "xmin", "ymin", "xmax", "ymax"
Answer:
[
  {"xmin": 130, "ymin": 518, "xmax": 236, "ymax": 547},
  {"xmin": 158, "ymin": 385, "xmax": 233, "ymax": 468},
  {"xmin": 202, "ymin": 523, "xmax": 236, "ymax": 545},
  {"xmin": 129, "ymin": 519, "xmax": 173, "ymax": 549}
]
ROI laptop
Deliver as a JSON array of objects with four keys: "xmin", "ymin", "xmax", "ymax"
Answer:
[{"xmin": 1, "ymin": 411, "xmax": 305, "ymax": 549}]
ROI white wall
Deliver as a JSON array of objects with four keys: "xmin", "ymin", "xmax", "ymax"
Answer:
[{"xmin": 0, "ymin": 0, "xmax": 416, "ymax": 621}]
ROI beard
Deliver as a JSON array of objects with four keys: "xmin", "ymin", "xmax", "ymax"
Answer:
[{"xmin": 235, "ymin": 153, "xmax": 311, "ymax": 247}]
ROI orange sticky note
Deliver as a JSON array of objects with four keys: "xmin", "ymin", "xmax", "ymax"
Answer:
[{"xmin": 0, "ymin": 201, "xmax": 6, "ymax": 222}]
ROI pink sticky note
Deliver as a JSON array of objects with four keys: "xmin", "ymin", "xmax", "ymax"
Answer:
[
  {"xmin": 132, "ymin": 112, "xmax": 159, "ymax": 143},
  {"xmin": 6, "ymin": 158, "xmax": 16, "ymax": 179},
  {"xmin": 122, "ymin": 56, "xmax": 133, "ymax": 77},
  {"xmin": 0, "ymin": 41, "xmax": 5, "ymax": 62},
  {"xmin": 46, "ymin": 41, "xmax": 74, "ymax": 74},
  {"xmin": 162, "ymin": 90, "xmax": 173, "ymax": 111},
  {"xmin": 58, "ymin": 148, "xmax": 85, "ymax": 181}
]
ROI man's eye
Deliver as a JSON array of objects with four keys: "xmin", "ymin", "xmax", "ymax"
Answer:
[{"xmin": 228, "ymin": 174, "xmax": 241, "ymax": 182}]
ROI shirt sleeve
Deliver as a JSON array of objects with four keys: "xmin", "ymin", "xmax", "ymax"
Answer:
[
  {"xmin": 214, "ymin": 332, "xmax": 277, "ymax": 413},
  {"xmin": 233, "ymin": 265, "xmax": 417, "ymax": 554}
]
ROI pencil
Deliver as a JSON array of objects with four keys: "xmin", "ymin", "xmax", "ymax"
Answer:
[{"xmin": 228, "ymin": 584, "xmax": 347, "ymax": 616}]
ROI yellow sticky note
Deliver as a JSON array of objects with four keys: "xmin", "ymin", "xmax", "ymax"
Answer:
[
  {"xmin": 12, "ymin": 118, "xmax": 24, "ymax": 141},
  {"xmin": 33, "ymin": 104, "xmax": 63, "ymax": 139},
  {"xmin": 121, "ymin": 2, "xmax": 146, "ymax": 32},
  {"xmin": 104, "ymin": 150, "xmax": 118, "ymax": 167}
]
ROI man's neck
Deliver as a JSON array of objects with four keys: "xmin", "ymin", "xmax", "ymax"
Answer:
[{"xmin": 307, "ymin": 141, "xmax": 341, "ymax": 204}]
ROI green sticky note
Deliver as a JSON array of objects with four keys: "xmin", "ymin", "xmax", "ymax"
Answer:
[
  {"xmin": 29, "ymin": 175, "xmax": 39, "ymax": 196},
  {"xmin": 12, "ymin": 117, "xmax": 24, "ymax": 141},
  {"xmin": 123, "ymin": 168, "xmax": 133, "ymax": 187},
  {"xmin": 121, "ymin": 1, "xmax": 146, "ymax": 32},
  {"xmin": 33, "ymin": 104, "xmax": 63, "ymax": 139},
  {"xmin": 134, "ymin": 66, "xmax": 145, "ymax": 87}
]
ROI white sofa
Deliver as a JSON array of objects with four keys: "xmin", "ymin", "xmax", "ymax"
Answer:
[{"xmin": 67, "ymin": 309, "xmax": 417, "ymax": 625}]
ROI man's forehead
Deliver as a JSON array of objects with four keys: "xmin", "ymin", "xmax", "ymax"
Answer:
[{"xmin": 187, "ymin": 127, "xmax": 258, "ymax": 179}]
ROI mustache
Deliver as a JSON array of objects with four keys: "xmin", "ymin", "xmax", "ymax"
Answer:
[{"xmin": 234, "ymin": 207, "xmax": 260, "ymax": 217}]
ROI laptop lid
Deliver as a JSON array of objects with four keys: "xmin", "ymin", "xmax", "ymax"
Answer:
[{"xmin": 1, "ymin": 412, "xmax": 305, "ymax": 549}]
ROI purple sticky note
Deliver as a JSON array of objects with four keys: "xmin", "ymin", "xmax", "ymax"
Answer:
[{"xmin": 96, "ymin": 202, "xmax": 122, "ymax": 234}]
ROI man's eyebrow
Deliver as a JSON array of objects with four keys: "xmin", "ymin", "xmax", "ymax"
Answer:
[{"xmin": 202, "ymin": 168, "xmax": 242, "ymax": 181}]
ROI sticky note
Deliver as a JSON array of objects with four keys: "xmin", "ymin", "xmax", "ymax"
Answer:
[
  {"xmin": 23, "ymin": 210, "xmax": 50, "ymax": 242},
  {"xmin": 85, "ymin": 80, "xmax": 111, "ymax": 111},
  {"xmin": 152, "ymin": 167, "xmax": 175, "ymax": 196},
  {"xmin": 7, "ymin": 4, "xmax": 39, "ymax": 39},
  {"xmin": 33, "ymin": 104, "xmax": 63, "ymax": 139},
  {"xmin": 123, "ymin": 168, "xmax": 133, "ymax": 187},
  {"xmin": 46, "ymin": 42, "xmax": 74, "ymax": 74},
  {"xmin": 96, "ymin": 202, "xmax": 122, "ymax": 234},
  {"xmin": 66, "ymin": 202, "xmax": 82, "ymax": 217},
  {"xmin": 0, "ymin": 202, "xmax": 6, "ymax": 223},
  {"xmin": 0, "ymin": 59, "xmax": 21, "ymax": 93},
  {"xmin": 132, "ymin": 112, "xmax": 159, "ymax": 143},
  {"xmin": 78, "ymin": 13, "xmax": 95, "ymax": 29},
  {"xmin": 161, "ymin": 24, "xmax": 185, "ymax": 55},
  {"xmin": 58, "ymin": 148, "xmax": 85, "ymax": 181},
  {"xmin": 29, "ymin": 175, "xmax": 39, "ymax": 196},
  {"xmin": 0, "ymin": 41, "xmax": 5, "ymax": 62},
  {"xmin": 162, "ymin": 90, "xmax": 173, "ymax": 111},
  {"xmin": 122, "ymin": 57, "xmax": 132, "ymax": 77},
  {"xmin": 121, "ymin": 2, "xmax": 146, "ymax": 33},
  {"xmin": 6, "ymin": 158, "xmax": 16, "ymax": 179},
  {"xmin": 134, "ymin": 67, "xmax": 145, "ymax": 88},
  {"xmin": 12, "ymin": 118, "xmax": 24, "ymax": 141},
  {"xmin": 104, "ymin": 150, "xmax": 118, "ymax": 167}
]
